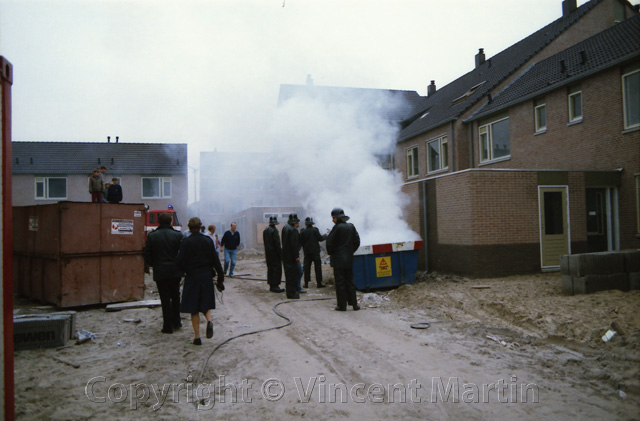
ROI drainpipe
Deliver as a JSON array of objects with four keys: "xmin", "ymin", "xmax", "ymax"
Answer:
[
  {"xmin": 468, "ymin": 122, "xmax": 474, "ymax": 168},
  {"xmin": 449, "ymin": 121, "xmax": 455, "ymax": 172},
  {"xmin": 422, "ymin": 181, "xmax": 429, "ymax": 273}
]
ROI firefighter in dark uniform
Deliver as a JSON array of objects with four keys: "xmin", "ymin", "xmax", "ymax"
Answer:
[
  {"xmin": 143, "ymin": 212, "xmax": 184, "ymax": 334},
  {"xmin": 326, "ymin": 208, "xmax": 361, "ymax": 311},
  {"xmin": 281, "ymin": 213, "xmax": 301, "ymax": 299},
  {"xmin": 263, "ymin": 216, "xmax": 284, "ymax": 293},
  {"xmin": 300, "ymin": 217, "xmax": 327, "ymax": 288}
]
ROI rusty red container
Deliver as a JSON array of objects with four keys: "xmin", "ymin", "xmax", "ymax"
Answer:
[{"xmin": 13, "ymin": 202, "xmax": 146, "ymax": 307}]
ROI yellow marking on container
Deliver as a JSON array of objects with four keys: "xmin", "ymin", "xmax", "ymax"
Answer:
[{"xmin": 375, "ymin": 256, "xmax": 392, "ymax": 277}]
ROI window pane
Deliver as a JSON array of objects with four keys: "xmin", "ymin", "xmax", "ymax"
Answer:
[
  {"xmin": 536, "ymin": 105, "xmax": 546, "ymax": 130},
  {"xmin": 570, "ymin": 93, "xmax": 582, "ymax": 120},
  {"xmin": 624, "ymin": 71, "xmax": 640, "ymax": 128},
  {"xmin": 143, "ymin": 178, "xmax": 160, "ymax": 198},
  {"xmin": 544, "ymin": 191, "xmax": 564, "ymax": 235},
  {"xmin": 427, "ymin": 141, "xmax": 440, "ymax": 172},
  {"xmin": 492, "ymin": 118, "xmax": 510, "ymax": 159},
  {"xmin": 48, "ymin": 178, "xmax": 66, "ymax": 198},
  {"xmin": 442, "ymin": 139, "xmax": 448, "ymax": 169},
  {"xmin": 36, "ymin": 180, "xmax": 44, "ymax": 198},
  {"xmin": 480, "ymin": 132, "xmax": 489, "ymax": 161},
  {"xmin": 163, "ymin": 179, "xmax": 171, "ymax": 197}
]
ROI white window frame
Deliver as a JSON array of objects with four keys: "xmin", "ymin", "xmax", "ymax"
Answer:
[
  {"xmin": 479, "ymin": 117, "xmax": 510, "ymax": 163},
  {"xmin": 35, "ymin": 176, "xmax": 68, "ymax": 200},
  {"xmin": 406, "ymin": 146, "xmax": 419, "ymax": 179},
  {"xmin": 535, "ymin": 103, "xmax": 546, "ymax": 133},
  {"xmin": 426, "ymin": 135, "xmax": 448, "ymax": 174},
  {"xmin": 141, "ymin": 176, "xmax": 172, "ymax": 199},
  {"xmin": 568, "ymin": 90, "xmax": 583, "ymax": 123},
  {"xmin": 622, "ymin": 69, "xmax": 640, "ymax": 130}
]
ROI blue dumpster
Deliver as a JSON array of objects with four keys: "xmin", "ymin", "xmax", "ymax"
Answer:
[{"xmin": 352, "ymin": 241, "xmax": 423, "ymax": 290}]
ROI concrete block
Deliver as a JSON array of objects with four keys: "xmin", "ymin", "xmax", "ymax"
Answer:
[
  {"xmin": 618, "ymin": 250, "xmax": 640, "ymax": 273},
  {"xmin": 573, "ymin": 274, "xmax": 628, "ymax": 294},
  {"xmin": 562, "ymin": 275, "xmax": 574, "ymax": 295},
  {"xmin": 629, "ymin": 272, "xmax": 640, "ymax": 290},
  {"xmin": 568, "ymin": 252, "xmax": 625, "ymax": 277},
  {"xmin": 560, "ymin": 255, "xmax": 571, "ymax": 276}
]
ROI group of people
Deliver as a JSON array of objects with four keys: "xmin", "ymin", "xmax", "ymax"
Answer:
[
  {"xmin": 264, "ymin": 207, "xmax": 361, "ymax": 311},
  {"xmin": 143, "ymin": 207, "xmax": 361, "ymax": 346},
  {"xmin": 88, "ymin": 165, "xmax": 123, "ymax": 204},
  {"xmin": 144, "ymin": 214, "xmax": 226, "ymax": 345}
]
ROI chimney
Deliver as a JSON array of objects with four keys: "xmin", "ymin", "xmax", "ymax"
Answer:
[
  {"xmin": 306, "ymin": 74, "xmax": 313, "ymax": 86},
  {"xmin": 428, "ymin": 80, "xmax": 437, "ymax": 97},
  {"xmin": 116, "ymin": 136, "xmax": 119, "ymax": 143},
  {"xmin": 562, "ymin": 0, "xmax": 577, "ymax": 17},
  {"xmin": 107, "ymin": 136, "xmax": 110, "ymax": 143},
  {"xmin": 475, "ymin": 48, "xmax": 486, "ymax": 69}
]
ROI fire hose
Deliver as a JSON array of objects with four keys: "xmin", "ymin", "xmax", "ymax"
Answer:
[{"xmin": 196, "ymin": 295, "xmax": 332, "ymax": 383}]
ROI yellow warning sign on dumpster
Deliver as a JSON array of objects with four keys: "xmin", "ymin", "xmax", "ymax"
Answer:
[{"xmin": 375, "ymin": 256, "xmax": 392, "ymax": 277}]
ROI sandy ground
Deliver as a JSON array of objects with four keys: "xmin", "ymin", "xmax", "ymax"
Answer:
[{"xmin": 12, "ymin": 248, "xmax": 640, "ymax": 420}]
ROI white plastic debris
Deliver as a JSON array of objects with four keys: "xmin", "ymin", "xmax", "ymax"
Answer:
[
  {"xmin": 601, "ymin": 329, "xmax": 616, "ymax": 342},
  {"xmin": 360, "ymin": 293, "xmax": 387, "ymax": 308}
]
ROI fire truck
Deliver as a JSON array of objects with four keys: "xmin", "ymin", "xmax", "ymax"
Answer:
[{"xmin": 144, "ymin": 205, "xmax": 182, "ymax": 235}]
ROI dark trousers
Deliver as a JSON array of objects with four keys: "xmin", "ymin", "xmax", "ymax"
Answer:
[
  {"xmin": 333, "ymin": 267, "xmax": 357, "ymax": 309},
  {"xmin": 303, "ymin": 253, "xmax": 323, "ymax": 286},
  {"xmin": 156, "ymin": 278, "xmax": 181, "ymax": 329},
  {"xmin": 283, "ymin": 261, "xmax": 299, "ymax": 298},
  {"xmin": 266, "ymin": 259, "xmax": 282, "ymax": 288},
  {"xmin": 91, "ymin": 192, "xmax": 102, "ymax": 203}
]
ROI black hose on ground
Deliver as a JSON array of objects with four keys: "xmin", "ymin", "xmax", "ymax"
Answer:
[{"xmin": 196, "ymin": 297, "xmax": 333, "ymax": 382}]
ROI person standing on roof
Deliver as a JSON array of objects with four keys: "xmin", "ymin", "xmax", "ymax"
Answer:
[
  {"xmin": 326, "ymin": 208, "xmax": 361, "ymax": 311},
  {"xmin": 107, "ymin": 178, "xmax": 123, "ymax": 204},
  {"xmin": 89, "ymin": 169, "xmax": 103, "ymax": 203}
]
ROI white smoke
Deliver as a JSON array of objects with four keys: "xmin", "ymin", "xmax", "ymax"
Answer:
[{"xmin": 265, "ymin": 89, "xmax": 421, "ymax": 245}]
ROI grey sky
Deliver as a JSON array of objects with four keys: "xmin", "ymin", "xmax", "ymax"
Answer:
[{"xmin": 1, "ymin": 0, "xmax": 637, "ymax": 204}]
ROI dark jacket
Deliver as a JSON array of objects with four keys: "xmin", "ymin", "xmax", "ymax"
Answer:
[
  {"xmin": 176, "ymin": 232, "xmax": 224, "ymax": 283},
  {"xmin": 300, "ymin": 226, "xmax": 326, "ymax": 256},
  {"xmin": 326, "ymin": 220, "xmax": 360, "ymax": 269},
  {"xmin": 221, "ymin": 230, "xmax": 240, "ymax": 250},
  {"xmin": 88, "ymin": 175, "xmax": 103, "ymax": 193},
  {"xmin": 281, "ymin": 222, "xmax": 300, "ymax": 264},
  {"xmin": 263, "ymin": 225, "xmax": 282, "ymax": 262},
  {"xmin": 107, "ymin": 184, "xmax": 123, "ymax": 203},
  {"xmin": 144, "ymin": 225, "xmax": 183, "ymax": 281}
]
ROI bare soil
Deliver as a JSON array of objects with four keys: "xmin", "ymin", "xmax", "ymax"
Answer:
[{"xmin": 13, "ymin": 249, "xmax": 640, "ymax": 420}]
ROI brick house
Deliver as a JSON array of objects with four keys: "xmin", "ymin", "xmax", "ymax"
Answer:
[
  {"xmin": 394, "ymin": 0, "xmax": 639, "ymax": 276},
  {"xmin": 12, "ymin": 140, "xmax": 189, "ymax": 221}
]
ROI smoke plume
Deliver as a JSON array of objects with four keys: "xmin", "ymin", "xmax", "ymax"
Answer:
[{"xmin": 265, "ymin": 88, "xmax": 421, "ymax": 245}]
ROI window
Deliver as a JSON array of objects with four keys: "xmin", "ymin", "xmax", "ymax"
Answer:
[
  {"xmin": 426, "ymin": 135, "xmax": 448, "ymax": 173},
  {"xmin": 534, "ymin": 99, "xmax": 546, "ymax": 132},
  {"xmin": 406, "ymin": 146, "xmax": 419, "ymax": 178},
  {"xmin": 35, "ymin": 177, "xmax": 67, "ymax": 200},
  {"xmin": 622, "ymin": 68, "xmax": 640, "ymax": 130},
  {"xmin": 568, "ymin": 86, "xmax": 582, "ymax": 123},
  {"xmin": 479, "ymin": 117, "xmax": 510, "ymax": 162},
  {"xmin": 142, "ymin": 177, "xmax": 172, "ymax": 198}
]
